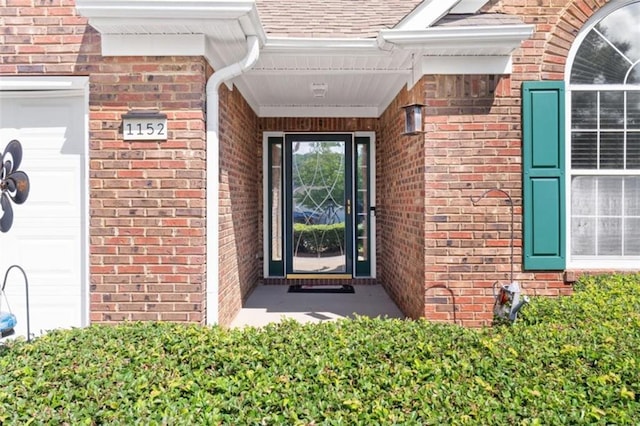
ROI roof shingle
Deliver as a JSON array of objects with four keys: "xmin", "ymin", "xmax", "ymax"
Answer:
[
  {"xmin": 434, "ymin": 13, "xmax": 525, "ymax": 27},
  {"xmin": 255, "ymin": 0, "xmax": 424, "ymax": 38}
]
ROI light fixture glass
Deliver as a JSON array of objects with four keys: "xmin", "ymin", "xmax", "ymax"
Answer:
[{"xmin": 402, "ymin": 103, "xmax": 424, "ymax": 134}]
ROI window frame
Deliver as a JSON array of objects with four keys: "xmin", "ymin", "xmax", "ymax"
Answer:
[{"xmin": 566, "ymin": 0, "xmax": 640, "ymax": 269}]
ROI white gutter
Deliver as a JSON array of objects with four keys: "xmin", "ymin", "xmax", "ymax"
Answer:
[
  {"xmin": 378, "ymin": 25, "xmax": 535, "ymax": 52},
  {"xmin": 75, "ymin": 0, "xmax": 256, "ymax": 20},
  {"xmin": 206, "ymin": 35, "xmax": 259, "ymax": 325}
]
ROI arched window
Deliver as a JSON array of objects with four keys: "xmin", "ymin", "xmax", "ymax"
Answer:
[{"xmin": 568, "ymin": 0, "xmax": 640, "ymax": 267}]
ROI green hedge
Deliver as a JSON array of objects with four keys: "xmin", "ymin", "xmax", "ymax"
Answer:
[
  {"xmin": 293, "ymin": 223, "xmax": 345, "ymax": 254},
  {"xmin": 1, "ymin": 274, "xmax": 639, "ymax": 424},
  {"xmin": 293, "ymin": 223, "xmax": 366, "ymax": 254},
  {"xmin": 518, "ymin": 273, "xmax": 640, "ymax": 327}
]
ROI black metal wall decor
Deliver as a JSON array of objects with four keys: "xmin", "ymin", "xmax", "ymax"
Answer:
[
  {"xmin": 0, "ymin": 140, "xmax": 30, "ymax": 233},
  {"xmin": 0, "ymin": 139, "xmax": 31, "ymax": 341}
]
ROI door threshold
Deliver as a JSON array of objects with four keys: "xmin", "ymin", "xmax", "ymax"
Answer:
[
  {"xmin": 288, "ymin": 284, "xmax": 355, "ymax": 294},
  {"xmin": 286, "ymin": 274, "xmax": 352, "ymax": 280}
]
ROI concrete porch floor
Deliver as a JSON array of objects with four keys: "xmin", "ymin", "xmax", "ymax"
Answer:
[{"xmin": 230, "ymin": 284, "xmax": 405, "ymax": 328}]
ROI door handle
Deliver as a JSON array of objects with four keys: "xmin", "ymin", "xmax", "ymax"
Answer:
[{"xmin": 346, "ymin": 199, "xmax": 351, "ymax": 214}]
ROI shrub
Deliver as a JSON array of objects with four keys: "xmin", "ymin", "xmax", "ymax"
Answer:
[
  {"xmin": 518, "ymin": 272, "xmax": 640, "ymax": 327},
  {"xmin": 0, "ymin": 274, "xmax": 639, "ymax": 424},
  {"xmin": 293, "ymin": 223, "xmax": 345, "ymax": 254}
]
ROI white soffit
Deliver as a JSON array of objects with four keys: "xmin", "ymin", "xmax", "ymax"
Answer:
[{"xmin": 235, "ymin": 38, "xmax": 413, "ymax": 117}]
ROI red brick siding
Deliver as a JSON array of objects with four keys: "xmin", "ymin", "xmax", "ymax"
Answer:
[
  {"xmin": 1, "ymin": 2, "xmax": 208, "ymax": 324},
  {"xmin": 421, "ymin": 74, "xmax": 538, "ymax": 327},
  {"xmin": 377, "ymin": 84, "xmax": 428, "ymax": 319},
  {"xmin": 0, "ymin": 0, "xmax": 90, "ymax": 75},
  {"xmin": 417, "ymin": 0, "xmax": 612, "ymax": 326},
  {"xmin": 488, "ymin": 0, "xmax": 610, "ymax": 81},
  {"xmin": 89, "ymin": 57, "xmax": 207, "ymax": 324},
  {"xmin": 217, "ymin": 85, "xmax": 261, "ymax": 326}
]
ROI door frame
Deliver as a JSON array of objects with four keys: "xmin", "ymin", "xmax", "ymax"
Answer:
[
  {"xmin": 285, "ymin": 133, "xmax": 353, "ymax": 278},
  {"xmin": 262, "ymin": 131, "xmax": 376, "ymax": 279}
]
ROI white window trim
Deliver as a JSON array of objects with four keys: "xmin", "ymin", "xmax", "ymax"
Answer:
[{"xmin": 565, "ymin": 0, "xmax": 640, "ymax": 269}]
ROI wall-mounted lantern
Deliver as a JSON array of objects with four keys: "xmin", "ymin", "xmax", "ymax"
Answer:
[{"xmin": 402, "ymin": 103, "xmax": 425, "ymax": 135}]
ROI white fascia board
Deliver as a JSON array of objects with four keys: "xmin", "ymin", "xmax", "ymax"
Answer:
[
  {"xmin": 76, "ymin": 0, "xmax": 255, "ymax": 20},
  {"xmin": 421, "ymin": 55, "xmax": 513, "ymax": 74},
  {"xmin": 263, "ymin": 37, "xmax": 381, "ymax": 54},
  {"xmin": 247, "ymin": 68, "xmax": 411, "ymax": 76},
  {"xmin": 259, "ymin": 105, "xmax": 381, "ymax": 118},
  {"xmin": 450, "ymin": 0, "xmax": 489, "ymax": 14},
  {"xmin": 76, "ymin": 0, "xmax": 267, "ymax": 50},
  {"xmin": 395, "ymin": 0, "xmax": 461, "ymax": 30},
  {"xmin": 101, "ymin": 34, "xmax": 207, "ymax": 56},
  {"xmin": 379, "ymin": 24, "xmax": 534, "ymax": 52}
]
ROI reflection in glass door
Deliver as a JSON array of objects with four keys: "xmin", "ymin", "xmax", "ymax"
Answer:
[
  {"xmin": 286, "ymin": 134, "xmax": 352, "ymax": 276},
  {"xmin": 266, "ymin": 133, "xmax": 373, "ymax": 278}
]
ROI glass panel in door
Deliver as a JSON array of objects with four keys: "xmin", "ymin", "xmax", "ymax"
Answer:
[
  {"xmin": 355, "ymin": 137, "xmax": 371, "ymax": 276},
  {"xmin": 287, "ymin": 134, "xmax": 352, "ymax": 275}
]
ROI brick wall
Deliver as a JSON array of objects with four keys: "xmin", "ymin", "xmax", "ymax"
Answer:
[
  {"xmin": 1, "ymin": 2, "xmax": 208, "ymax": 324},
  {"xmin": 377, "ymin": 83, "xmax": 428, "ymax": 319},
  {"xmin": 89, "ymin": 57, "xmax": 207, "ymax": 324},
  {"xmin": 422, "ymin": 74, "xmax": 534, "ymax": 326},
  {"xmin": 417, "ymin": 0, "xmax": 611, "ymax": 326},
  {"xmin": 0, "ymin": 0, "xmax": 90, "ymax": 75},
  {"xmin": 217, "ymin": 85, "xmax": 261, "ymax": 326}
]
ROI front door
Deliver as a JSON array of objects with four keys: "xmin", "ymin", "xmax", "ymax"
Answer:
[
  {"xmin": 265, "ymin": 133, "xmax": 374, "ymax": 278},
  {"xmin": 287, "ymin": 134, "xmax": 352, "ymax": 277}
]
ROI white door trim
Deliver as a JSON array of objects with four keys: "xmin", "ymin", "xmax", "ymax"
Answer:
[
  {"xmin": 262, "ymin": 131, "xmax": 377, "ymax": 278},
  {"xmin": 0, "ymin": 76, "xmax": 90, "ymax": 330}
]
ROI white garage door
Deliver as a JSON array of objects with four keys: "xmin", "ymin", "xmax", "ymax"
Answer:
[{"xmin": 0, "ymin": 87, "xmax": 87, "ymax": 339}]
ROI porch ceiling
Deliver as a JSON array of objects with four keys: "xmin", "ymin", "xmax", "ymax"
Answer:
[
  {"xmin": 237, "ymin": 43, "xmax": 413, "ymax": 117},
  {"xmin": 76, "ymin": 0, "xmax": 534, "ymax": 118}
]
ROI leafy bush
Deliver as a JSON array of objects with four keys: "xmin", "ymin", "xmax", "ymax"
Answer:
[
  {"xmin": 293, "ymin": 223, "xmax": 345, "ymax": 254},
  {"xmin": 518, "ymin": 272, "xmax": 640, "ymax": 327},
  {"xmin": 1, "ymin": 274, "xmax": 639, "ymax": 424}
]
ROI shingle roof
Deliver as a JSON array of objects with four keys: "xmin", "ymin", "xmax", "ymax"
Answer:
[
  {"xmin": 255, "ymin": 0, "xmax": 424, "ymax": 38},
  {"xmin": 434, "ymin": 13, "xmax": 525, "ymax": 27}
]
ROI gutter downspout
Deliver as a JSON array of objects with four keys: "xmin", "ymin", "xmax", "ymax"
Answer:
[{"xmin": 206, "ymin": 35, "xmax": 259, "ymax": 325}]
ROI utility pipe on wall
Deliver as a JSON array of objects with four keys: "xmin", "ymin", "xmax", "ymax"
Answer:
[{"xmin": 206, "ymin": 35, "xmax": 259, "ymax": 325}]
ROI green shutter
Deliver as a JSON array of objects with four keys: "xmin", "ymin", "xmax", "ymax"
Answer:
[{"xmin": 522, "ymin": 81, "xmax": 566, "ymax": 270}]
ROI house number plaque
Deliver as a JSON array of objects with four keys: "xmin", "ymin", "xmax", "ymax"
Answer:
[{"xmin": 122, "ymin": 111, "xmax": 168, "ymax": 141}]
